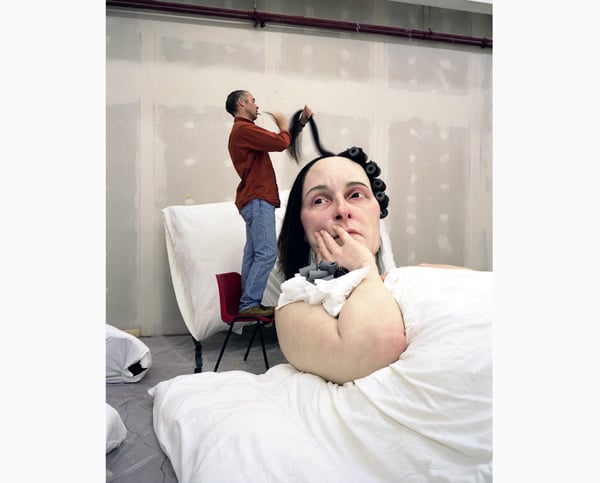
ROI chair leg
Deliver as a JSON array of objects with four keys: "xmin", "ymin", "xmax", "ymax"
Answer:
[
  {"xmin": 243, "ymin": 323, "xmax": 260, "ymax": 361},
  {"xmin": 193, "ymin": 337, "xmax": 203, "ymax": 373},
  {"xmin": 258, "ymin": 323, "xmax": 269, "ymax": 371},
  {"xmin": 213, "ymin": 323, "xmax": 235, "ymax": 372}
]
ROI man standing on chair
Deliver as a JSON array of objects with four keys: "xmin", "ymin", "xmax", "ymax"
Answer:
[{"xmin": 225, "ymin": 89, "xmax": 312, "ymax": 316}]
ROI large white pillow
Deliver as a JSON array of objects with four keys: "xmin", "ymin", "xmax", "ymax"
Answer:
[
  {"xmin": 163, "ymin": 191, "xmax": 395, "ymax": 342},
  {"xmin": 106, "ymin": 324, "xmax": 151, "ymax": 383},
  {"xmin": 106, "ymin": 403, "xmax": 127, "ymax": 453},
  {"xmin": 162, "ymin": 192, "xmax": 288, "ymax": 342}
]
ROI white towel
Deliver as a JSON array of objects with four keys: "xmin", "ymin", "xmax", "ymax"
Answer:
[{"xmin": 277, "ymin": 266, "xmax": 370, "ymax": 317}]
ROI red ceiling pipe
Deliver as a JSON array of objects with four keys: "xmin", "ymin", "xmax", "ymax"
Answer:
[{"xmin": 106, "ymin": 0, "xmax": 492, "ymax": 49}]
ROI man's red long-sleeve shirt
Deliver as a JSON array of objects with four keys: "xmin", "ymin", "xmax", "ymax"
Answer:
[{"xmin": 228, "ymin": 117, "xmax": 291, "ymax": 212}]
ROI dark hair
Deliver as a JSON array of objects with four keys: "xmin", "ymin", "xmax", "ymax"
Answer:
[
  {"xmin": 225, "ymin": 90, "xmax": 248, "ymax": 117},
  {"xmin": 287, "ymin": 109, "xmax": 334, "ymax": 163},
  {"xmin": 277, "ymin": 145, "xmax": 390, "ymax": 280}
]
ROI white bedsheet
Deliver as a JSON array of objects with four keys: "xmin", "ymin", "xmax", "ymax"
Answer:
[{"xmin": 150, "ymin": 266, "xmax": 492, "ymax": 482}]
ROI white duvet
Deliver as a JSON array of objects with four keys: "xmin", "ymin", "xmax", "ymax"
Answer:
[{"xmin": 150, "ymin": 266, "xmax": 492, "ymax": 482}]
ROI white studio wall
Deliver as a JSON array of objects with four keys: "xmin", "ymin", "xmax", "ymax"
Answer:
[{"xmin": 106, "ymin": 0, "xmax": 492, "ymax": 335}]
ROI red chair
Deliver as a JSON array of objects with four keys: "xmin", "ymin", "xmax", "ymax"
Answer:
[{"xmin": 213, "ymin": 272, "xmax": 274, "ymax": 372}]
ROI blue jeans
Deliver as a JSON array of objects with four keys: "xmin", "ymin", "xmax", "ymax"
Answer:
[{"xmin": 239, "ymin": 199, "xmax": 278, "ymax": 311}]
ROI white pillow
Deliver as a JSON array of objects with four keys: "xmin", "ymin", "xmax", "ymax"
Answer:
[
  {"xmin": 163, "ymin": 190, "xmax": 395, "ymax": 342},
  {"xmin": 106, "ymin": 403, "xmax": 127, "ymax": 453},
  {"xmin": 106, "ymin": 324, "xmax": 152, "ymax": 383},
  {"xmin": 163, "ymin": 192, "xmax": 289, "ymax": 342}
]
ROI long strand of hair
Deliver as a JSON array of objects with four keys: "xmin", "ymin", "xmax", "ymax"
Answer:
[{"xmin": 288, "ymin": 109, "xmax": 334, "ymax": 164}]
